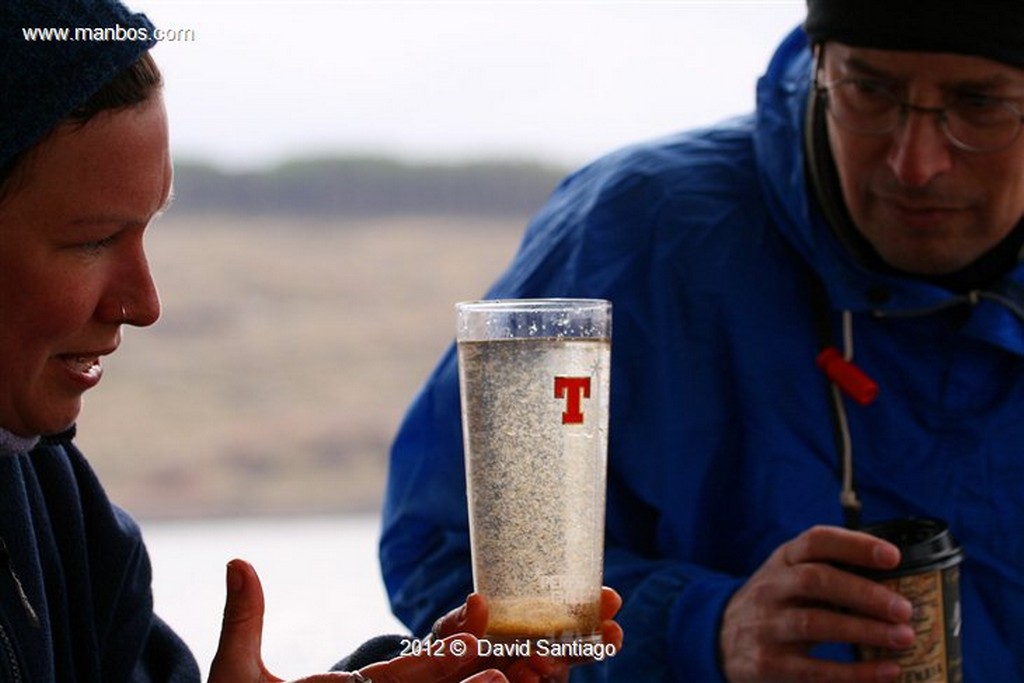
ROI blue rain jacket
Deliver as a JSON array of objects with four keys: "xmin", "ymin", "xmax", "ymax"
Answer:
[{"xmin": 380, "ymin": 27, "xmax": 1024, "ymax": 681}]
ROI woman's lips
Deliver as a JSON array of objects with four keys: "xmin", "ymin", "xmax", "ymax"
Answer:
[{"xmin": 57, "ymin": 353, "xmax": 105, "ymax": 389}]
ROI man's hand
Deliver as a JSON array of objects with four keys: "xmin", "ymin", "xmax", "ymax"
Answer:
[{"xmin": 719, "ymin": 525, "xmax": 915, "ymax": 683}]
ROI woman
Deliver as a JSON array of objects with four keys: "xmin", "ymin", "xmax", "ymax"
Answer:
[{"xmin": 0, "ymin": 2, "xmax": 621, "ymax": 681}]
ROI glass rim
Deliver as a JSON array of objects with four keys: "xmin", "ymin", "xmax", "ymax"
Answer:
[
  {"xmin": 455, "ymin": 298, "xmax": 611, "ymax": 313},
  {"xmin": 456, "ymin": 298, "xmax": 611, "ymax": 341}
]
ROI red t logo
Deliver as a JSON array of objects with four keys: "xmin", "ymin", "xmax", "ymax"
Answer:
[{"xmin": 554, "ymin": 376, "xmax": 591, "ymax": 424}]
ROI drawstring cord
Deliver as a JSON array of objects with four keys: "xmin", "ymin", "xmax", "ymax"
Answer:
[
  {"xmin": 810, "ymin": 276, "xmax": 879, "ymax": 530},
  {"xmin": 837, "ymin": 311, "xmax": 860, "ymax": 522},
  {"xmin": 817, "ymin": 311, "xmax": 871, "ymax": 528}
]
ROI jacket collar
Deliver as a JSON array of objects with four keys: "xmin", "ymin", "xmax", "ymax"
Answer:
[{"xmin": 0, "ymin": 428, "xmax": 40, "ymax": 457}]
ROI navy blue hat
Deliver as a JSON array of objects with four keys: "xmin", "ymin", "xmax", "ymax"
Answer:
[
  {"xmin": 0, "ymin": 1, "xmax": 156, "ymax": 170},
  {"xmin": 805, "ymin": 0, "xmax": 1024, "ymax": 69}
]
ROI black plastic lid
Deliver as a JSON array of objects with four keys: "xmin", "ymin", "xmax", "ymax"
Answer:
[{"xmin": 861, "ymin": 517, "xmax": 964, "ymax": 578}]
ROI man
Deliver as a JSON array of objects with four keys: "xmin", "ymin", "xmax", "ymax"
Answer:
[{"xmin": 380, "ymin": 1, "xmax": 1024, "ymax": 681}]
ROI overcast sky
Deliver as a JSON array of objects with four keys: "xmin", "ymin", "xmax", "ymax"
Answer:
[{"xmin": 130, "ymin": 1, "xmax": 806, "ymax": 170}]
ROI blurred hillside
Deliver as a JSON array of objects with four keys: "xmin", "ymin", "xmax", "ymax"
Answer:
[
  {"xmin": 170, "ymin": 157, "xmax": 567, "ymax": 217},
  {"xmin": 76, "ymin": 158, "xmax": 565, "ymax": 520}
]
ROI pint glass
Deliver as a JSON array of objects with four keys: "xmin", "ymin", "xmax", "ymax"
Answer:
[{"xmin": 456, "ymin": 298, "xmax": 611, "ymax": 643}]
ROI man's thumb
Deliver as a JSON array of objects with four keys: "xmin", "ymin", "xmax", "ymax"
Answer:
[{"xmin": 208, "ymin": 558, "xmax": 274, "ymax": 682}]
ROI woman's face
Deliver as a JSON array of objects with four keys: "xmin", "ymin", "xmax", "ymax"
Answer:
[{"xmin": 0, "ymin": 94, "xmax": 172, "ymax": 437}]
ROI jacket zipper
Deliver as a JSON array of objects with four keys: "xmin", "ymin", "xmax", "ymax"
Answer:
[
  {"xmin": 0, "ymin": 622, "xmax": 23, "ymax": 683},
  {"xmin": 0, "ymin": 540, "xmax": 38, "ymax": 630}
]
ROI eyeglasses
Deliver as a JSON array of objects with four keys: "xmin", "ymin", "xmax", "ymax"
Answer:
[{"xmin": 815, "ymin": 76, "xmax": 1024, "ymax": 153}]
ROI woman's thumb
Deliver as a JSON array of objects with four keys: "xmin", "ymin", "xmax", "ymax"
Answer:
[{"xmin": 208, "ymin": 558, "xmax": 276, "ymax": 682}]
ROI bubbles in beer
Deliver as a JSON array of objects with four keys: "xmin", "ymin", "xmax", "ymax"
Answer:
[{"xmin": 458, "ymin": 337, "xmax": 609, "ymax": 641}]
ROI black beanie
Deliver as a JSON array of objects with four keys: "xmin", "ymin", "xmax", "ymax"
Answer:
[
  {"xmin": 0, "ymin": 1, "xmax": 156, "ymax": 170},
  {"xmin": 804, "ymin": 0, "xmax": 1024, "ymax": 68}
]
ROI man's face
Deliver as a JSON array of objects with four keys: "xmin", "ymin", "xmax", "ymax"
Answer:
[
  {"xmin": 823, "ymin": 42, "xmax": 1024, "ymax": 275},
  {"xmin": 0, "ymin": 94, "xmax": 172, "ymax": 437}
]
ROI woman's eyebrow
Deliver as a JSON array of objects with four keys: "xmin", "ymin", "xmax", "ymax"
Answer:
[{"xmin": 68, "ymin": 187, "xmax": 176, "ymax": 228}]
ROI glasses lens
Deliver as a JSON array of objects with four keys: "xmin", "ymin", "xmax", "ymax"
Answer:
[
  {"xmin": 946, "ymin": 99, "xmax": 1023, "ymax": 151},
  {"xmin": 825, "ymin": 81, "xmax": 900, "ymax": 135},
  {"xmin": 822, "ymin": 80, "xmax": 1023, "ymax": 152}
]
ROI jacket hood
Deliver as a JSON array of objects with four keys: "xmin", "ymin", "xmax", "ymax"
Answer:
[{"xmin": 753, "ymin": 26, "xmax": 1024, "ymax": 356}]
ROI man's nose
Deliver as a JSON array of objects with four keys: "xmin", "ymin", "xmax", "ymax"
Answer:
[{"xmin": 886, "ymin": 108, "xmax": 954, "ymax": 188}]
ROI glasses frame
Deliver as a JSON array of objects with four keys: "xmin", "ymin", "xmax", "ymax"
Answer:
[{"xmin": 812, "ymin": 46, "xmax": 1024, "ymax": 154}]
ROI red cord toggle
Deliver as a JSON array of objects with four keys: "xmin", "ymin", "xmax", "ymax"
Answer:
[{"xmin": 816, "ymin": 347, "xmax": 879, "ymax": 406}]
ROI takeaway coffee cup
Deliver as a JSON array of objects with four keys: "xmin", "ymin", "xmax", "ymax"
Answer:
[{"xmin": 857, "ymin": 518, "xmax": 964, "ymax": 683}]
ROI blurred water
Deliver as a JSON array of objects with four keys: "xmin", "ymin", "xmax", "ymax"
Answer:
[{"xmin": 142, "ymin": 514, "xmax": 407, "ymax": 680}]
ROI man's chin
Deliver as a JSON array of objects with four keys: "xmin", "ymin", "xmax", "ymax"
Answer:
[{"xmin": 873, "ymin": 241, "xmax": 976, "ymax": 278}]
